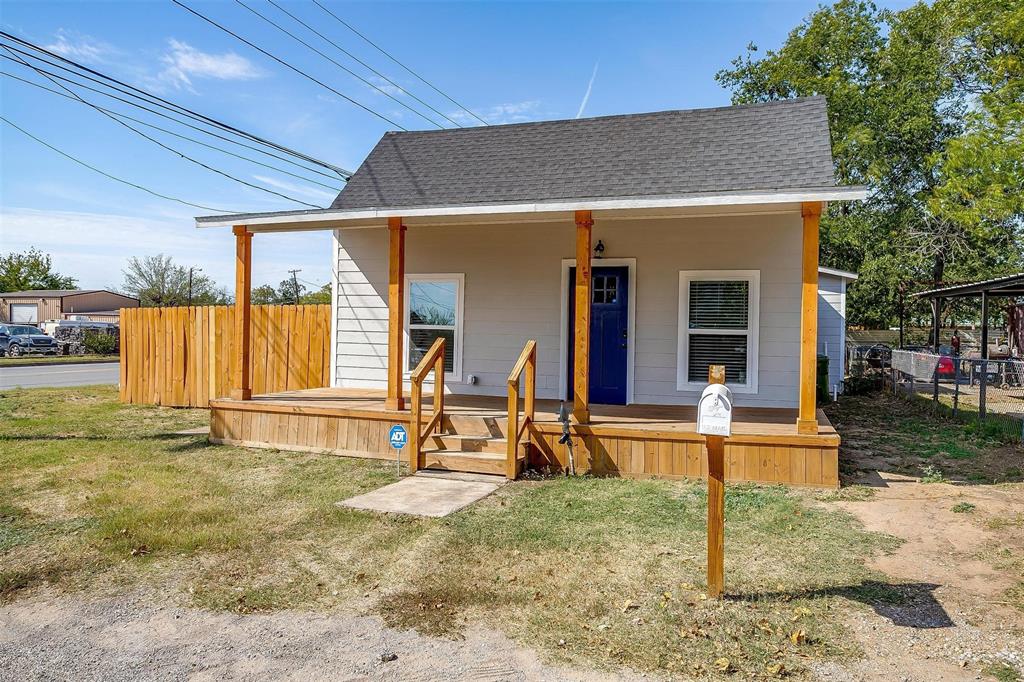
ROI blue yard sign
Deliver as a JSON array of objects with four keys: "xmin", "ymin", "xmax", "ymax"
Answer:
[{"xmin": 388, "ymin": 424, "xmax": 408, "ymax": 450}]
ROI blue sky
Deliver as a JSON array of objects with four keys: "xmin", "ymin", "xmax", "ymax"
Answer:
[{"xmin": 1, "ymin": 0, "xmax": 911, "ymax": 293}]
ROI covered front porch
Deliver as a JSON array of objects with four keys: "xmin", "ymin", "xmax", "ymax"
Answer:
[
  {"xmin": 204, "ymin": 198, "xmax": 844, "ymax": 489},
  {"xmin": 209, "ymin": 387, "xmax": 840, "ymax": 488}
]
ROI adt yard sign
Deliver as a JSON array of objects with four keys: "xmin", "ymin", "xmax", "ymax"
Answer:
[
  {"xmin": 389, "ymin": 425, "xmax": 407, "ymax": 476},
  {"xmin": 389, "ymin": 425, "xmax": 408, "ymax": 449}
]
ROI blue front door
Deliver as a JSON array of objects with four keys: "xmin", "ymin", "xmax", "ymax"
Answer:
[{"xmin": 567, "ymin": 266, "xmax": 629, "ymax": 405}]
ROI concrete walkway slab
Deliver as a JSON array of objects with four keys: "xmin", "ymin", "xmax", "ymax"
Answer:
[{"xmin": 337, "ymin": 473, "xmax": 503, "ymax": 518}]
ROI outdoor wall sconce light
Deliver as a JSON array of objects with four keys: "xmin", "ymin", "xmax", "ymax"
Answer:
[{"xmin": 594, "ymin": 239, "xmax": 605, "ymax": 258}]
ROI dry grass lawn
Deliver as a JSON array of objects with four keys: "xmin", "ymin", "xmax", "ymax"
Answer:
[{"xmin": 1, "ymin": 386, "xmax": 906, "ymax": 678}]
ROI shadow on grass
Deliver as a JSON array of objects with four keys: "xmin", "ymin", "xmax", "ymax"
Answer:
[{"xmin": 731, "ymin": 580, "xmax": 953, "ymax": 629}]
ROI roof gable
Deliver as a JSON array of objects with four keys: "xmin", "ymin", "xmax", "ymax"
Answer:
[{"xmin": 332, "ymin": 97, "xmax": 836, "ymax": 211}]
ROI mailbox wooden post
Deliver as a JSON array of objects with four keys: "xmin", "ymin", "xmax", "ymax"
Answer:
[{"xmin": 704, "ymin": 365, "xmax": 727, "ymax": 598}]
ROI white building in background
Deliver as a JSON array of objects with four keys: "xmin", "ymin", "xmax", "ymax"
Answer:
[{"xmin": 818, "ymin": 266, "xmax": 858, "ymax": 395}]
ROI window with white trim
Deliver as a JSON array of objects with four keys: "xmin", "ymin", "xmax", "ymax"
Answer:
[
  {"xmin": 677, "ymin": 271, "xmax": 759, "ymax": 392},
  {"xmin": 405, "ymin": 274, "xmax": 464, "ymax": 379}
]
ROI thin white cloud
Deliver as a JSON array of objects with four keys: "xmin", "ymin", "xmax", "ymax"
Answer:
[
  {"xmin": 44, "ymin": 29, "xmax": 116, "ymax": 64},
  {"xmin": 448, "ymin": 100, "xmax": 544, "ymax": 126},
  {"xmin": 252, "ymin": 175, "xmax": 336, "ymax": 203},
  {"xmin": 576, "ymin": 62, "xmax": 599, "ymax": 119},
  {"xmin": 366, "ymin": 75, "xmax": 405, "ymax": 97},
  {"xmin": 155, "ymin": 39, "xmax": 264, "ymax": 91}
]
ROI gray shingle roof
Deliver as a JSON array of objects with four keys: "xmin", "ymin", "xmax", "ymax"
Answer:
[{"xmin": 332, "ymin": 96, "xmax": 836, "ymax": 210}]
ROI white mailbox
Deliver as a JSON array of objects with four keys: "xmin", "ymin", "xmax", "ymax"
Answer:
[{"xmin": 697, "ymin": 384, "xmax": 733, "ymax": 437}]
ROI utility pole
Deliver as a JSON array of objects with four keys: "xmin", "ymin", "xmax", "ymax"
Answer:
[
  {"xmin": 288, "ymin": 269, "xmax": 302, "ymax": 305},
  {"xmin": 188, "ymin": 267, "xmax": 202, "ymax": 307}
]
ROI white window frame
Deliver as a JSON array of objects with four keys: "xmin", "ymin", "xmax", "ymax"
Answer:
[
  {"xmin": 677, "ymin": 270, "xmax": 759, "ymax": 394},
  {"xmin": 403, "ymin": 273, "xmax": 464, "ymax": 382}
]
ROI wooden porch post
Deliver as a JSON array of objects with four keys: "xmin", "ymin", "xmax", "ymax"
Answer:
[
  {"xmin": 231, "ymin": 225, "xmax": 252, "ymax": 400},
  {"xmin": 386, "ymin": 217, "xmax": 406, "ymax": 411},
  {"xmin": 574, "ymin": 210, "xmax": 593, "ymax": 423},
  {"xmin": 797, "ymin": 202, "xmax": 821, "ymax": 434}
]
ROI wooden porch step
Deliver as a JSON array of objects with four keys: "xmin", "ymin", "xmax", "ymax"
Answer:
[
  {"xmin": 443, "ymin": 414, "xmax": 508, "ymax": 439},
  {"xmin": 421, "ymin": 449, "xmax": 519, "ymax": 477},
  {"xmin": 428, "ymin": 434, "xmax": 508, "ymax": 454}
]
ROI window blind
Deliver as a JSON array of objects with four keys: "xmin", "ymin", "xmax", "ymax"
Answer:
[
  {"xmin": 687, "ymin": 334, "xmax": 748, "ymax": 383},
  {"xmin": 688, "ymin": 280, "xmax": 749, "ymax": 330}
]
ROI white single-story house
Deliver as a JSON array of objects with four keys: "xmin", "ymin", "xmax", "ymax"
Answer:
[
  {"xmin": 198, "ymin": 96, "xmax": 865, "ymax": 489},
  {"xmin": 818, "ymin": 266, "xmax": 859, "ymax": 395}
]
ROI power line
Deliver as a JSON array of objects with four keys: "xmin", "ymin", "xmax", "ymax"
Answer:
[
  {"xmin": 310, "ymin": 0, "xmax": 489, "ymax": 126},
  {"xmin": 0, "ymin": 30, "xmax": 351, "ymax": 178},
  {"xmin": 264, "ymin": 0, "xmax": 464, "ymax": 128},
  {"xmin": 171, "ymin": 0, "xmax": 407, "ymax": 130},
  {"xmin": 2, "ymin": 70, "xmax": 343, "ymax": 192},
  {"xmin": 1, "ymin": 115, "xmax": 240, "ymax": 213},
  {"xmin": 0, "ymin": 49, "xmax": 344, "ymax": 183},
  {"xmin": 234, "ymin": 0, "xmax": 445, "ymax": 129},
  {"xmin": 4, "ymin": 45, "xmax": 323, "ymax": 208}
]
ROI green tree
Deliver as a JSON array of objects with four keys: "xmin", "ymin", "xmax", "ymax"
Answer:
[
  {"xmin": 299, "ymin": 283, "xmax": 331, "ymax": 305},
  {"xmin": 0, "ymin": 248, "xmax": 76, "ymax": 292},
  {"xmin": 122, "ymin": 255, "xmax": 228, "ymax": 307},
  {"xmin": 276, "ymin": 277, "xmax": 304, "ymax": 305},
  {"xmin": 716, "ymin": 0, "xmax": 1023, "ymax": 328},
  {"xmin": 251, "ymin": 284, "xmax": 280, "ymax": 305},
  {"xmin": 932, "ymin": 0, "xmax": 1024, "ymax": 227}
]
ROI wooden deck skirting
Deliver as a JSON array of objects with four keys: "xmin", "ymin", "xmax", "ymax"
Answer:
[{"xmin": 209, "ymin": 390, "xmax": 840, "ymax": 488}]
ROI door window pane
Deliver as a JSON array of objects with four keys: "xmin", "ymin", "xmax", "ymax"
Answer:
[{"xmin": 592, "ymin": 275, "xmax": 618, "ymax": 305}]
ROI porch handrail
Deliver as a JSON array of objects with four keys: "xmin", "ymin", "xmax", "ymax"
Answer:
[
  {"xmin": 409, "ymin": 337, "xmax": 446, "ymax": 474},
  {"xmin": 505, "ymin": 340, "xmax": 537, "ymax": 480}
]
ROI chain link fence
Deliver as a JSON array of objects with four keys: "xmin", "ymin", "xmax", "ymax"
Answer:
[{"xmin": 888, "ymin": 349, "xmax": 1024, "ymax": 441}]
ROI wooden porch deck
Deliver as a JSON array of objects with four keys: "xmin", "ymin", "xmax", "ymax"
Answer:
[{"xmin": 210, "ymin": 388, "xmax": 840, "ymax": 488}]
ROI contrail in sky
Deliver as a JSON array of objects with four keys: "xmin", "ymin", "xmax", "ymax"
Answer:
[{"xmin": 575, "ymin": 62, "xmax": 599, "ymax": 119}]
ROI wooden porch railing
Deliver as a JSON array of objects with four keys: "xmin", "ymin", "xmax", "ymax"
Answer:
[
  {"xmin": 408, "ymin": 337, "xmax": 446, "ymax": 473},
  {"xmin": 505, "ymin": 340, "xmax": 537, "ymax": 480}
]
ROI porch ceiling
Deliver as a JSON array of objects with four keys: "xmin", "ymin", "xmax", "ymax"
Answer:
[{"xmin": 195, "ymin": 186, "xmax": 867, "ymax": 233}]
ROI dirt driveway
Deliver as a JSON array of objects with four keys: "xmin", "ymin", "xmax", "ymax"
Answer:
[
  {"xmin": 815, "ymin": 395, "xmax": 1024, "ymax": 681},
  {"xmin": 0, "ymin": 590, "xmax": 625, "ymax": 682}
]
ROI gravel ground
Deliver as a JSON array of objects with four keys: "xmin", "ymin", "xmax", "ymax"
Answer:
[
  {"xmin": 0, "ymin": 591, "xmax": 630, "ymax": 681},
  {"xmin": 812, "ymin": 601, "xmax": 1024, "ymax": 681}
]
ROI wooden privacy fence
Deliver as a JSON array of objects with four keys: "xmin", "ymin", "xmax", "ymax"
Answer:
[{"xmin": 119, "ymin": 305, "xmax": 331, "ymax": 407}]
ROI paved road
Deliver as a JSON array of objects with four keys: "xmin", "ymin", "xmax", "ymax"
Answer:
[{"xmin": 0, "ymin": 362, "xmax": 119, "ymax": 389}]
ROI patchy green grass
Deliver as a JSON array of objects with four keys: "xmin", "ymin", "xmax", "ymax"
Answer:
[
  {"xmin": 0, "ymin": 385, "xmax": 410, "ymax": 608},
  {"xmin": 0, "ymin": 354, "xmax": 117, "ymax": 366},
  {"xmin": 984, "ymin": 661, "xmax": 1021, "ymax": 682},
  {"xmin": 373, "ymin": 478, "xmax": 900, "ymax": 676},
  {"xmin": 825, "ymin": 393, "xmax": 1024, "ymax": 484},
  {"xmin": 815, "ymin": 485, "xmax": 877, "ymax": 502},
  {"xmin": 0, "ymin": 386, "xmax": 905, "ymax": 678},
  {"xmin": 952, "ymin": 502, "xmax": 977, "ymax": 514}
]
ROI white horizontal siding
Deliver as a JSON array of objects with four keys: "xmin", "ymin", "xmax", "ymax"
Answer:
[
  {"xmin": 334, "ymin": 211, "xmax": 807, "ymax": 408},
  {"xmin": 818, "ymin": 273, "xmax": 846, "ymax": 393}
]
